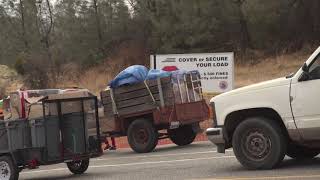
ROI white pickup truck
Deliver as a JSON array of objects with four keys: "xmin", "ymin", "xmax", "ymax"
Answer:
[{"xmin": 206, "ymin": 46, "xmax": 320, "ymax": 170}]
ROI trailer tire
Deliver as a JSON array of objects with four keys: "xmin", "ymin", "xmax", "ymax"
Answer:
[
  {"xmin": 0, "ymin": 156, "xmax": 19, "ymax": 180},
  {"xmin": 232, "ymin": 117, "xmax": 287, "ymax": 170},
  {"xmin": 67, "ymin": 158, "xmax": 90, "ymax": 175},
  {"xmin": 127, "ymin": 119, "xmax": 158, "ymax": 153},
  {"xmin": 286, "ymin": 144, "xmax": 319, "ymax": 159},
  {"xmin": 168, "ymin": 125, "xmax": 196, "ymax": 146}
]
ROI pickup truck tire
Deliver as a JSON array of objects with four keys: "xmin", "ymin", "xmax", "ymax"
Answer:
[
  {"xmin": 67, "ymin": 158, "xmax": 90, "ymax": 174},
  {"xmin": 168, "ymin": 125, "xmax": 196, "ymax": 146},
  {"xmin": 0, "ymin": 156, "xmax": 19, "ymax": 180},
  {"xmin": 232, "ymin": 117, "xmax": 287, "ymax": 170},
  {"xmin": 127, "ymin": 119, "xmax": 158, "ymax": 153},
  {"xmin": 286, "ymin": 145, "xmax": 319, "ymax": 159}
]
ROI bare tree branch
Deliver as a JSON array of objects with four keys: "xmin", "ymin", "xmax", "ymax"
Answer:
[
  {"xmin": 93, "ymin": 0, "xmax": 105, "ymax": 55},
  {"xmin": 19, "ymin": 0, "xmax": 29, "ymax": 50}
]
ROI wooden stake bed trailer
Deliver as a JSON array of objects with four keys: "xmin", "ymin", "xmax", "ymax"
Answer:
[
  {"xmin": 100, "ymin": 71, "xmax": 210, "ymax": 153},
  {"xmin": 0, "ymin": 96, "xmax": 102, "ymax": 180}
]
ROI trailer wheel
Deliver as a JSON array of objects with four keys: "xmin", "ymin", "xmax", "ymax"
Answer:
[
  {"xmin": 168, "ymin": 125, "xmax": 196, "ymax": 146},
  {"xmin": 127, "ymin": 119, "xmax": 158, "ymax": 153},
  {"xmin": 0, "ymin": 156, "xmax": 19, "ymax": 180},
  {"xmin": 67, "ymin": 158, "xmax": 90, "ymax": 175},
  {"xmin": 286, "ymin": 144, "xmax": 319, "ymax": 159}
]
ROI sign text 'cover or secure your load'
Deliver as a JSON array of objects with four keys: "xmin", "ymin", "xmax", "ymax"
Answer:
[{"xmin": 150, "ymin": 52, "xmax": 234, "ymax": 94}]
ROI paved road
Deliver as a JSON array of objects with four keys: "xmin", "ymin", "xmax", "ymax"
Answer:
[{"xmin": 20, "ymin": 141, "xmax": 320, "ymax": 180}]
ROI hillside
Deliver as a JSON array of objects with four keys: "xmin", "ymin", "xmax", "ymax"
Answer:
[
  {"xmin": 0, "ymin": 48, "xmax": 312, "ymax": 96},
  {"xmin": 63, "ymin": 49, "xmax": 310, "ymax": 96},
  {"xmin": 235, "ymin": 50, "xmax": 308, "ymax": 88}
]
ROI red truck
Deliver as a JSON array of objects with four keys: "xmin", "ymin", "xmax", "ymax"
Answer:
[{"xmin": 100, "ymin": 71, "xmax": 209, "ymax": 153}]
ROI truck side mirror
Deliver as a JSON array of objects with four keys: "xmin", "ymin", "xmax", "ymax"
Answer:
[
  {"xmin": 302, "ymin": 63, "xmax": 309, "ymax": 72},
  {"xmin": 299, "ymin": 63, "xmax": 311, "ymax": 82}
]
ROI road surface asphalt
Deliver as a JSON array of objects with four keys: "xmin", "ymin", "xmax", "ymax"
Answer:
[{"xmin": 20, "ymin": 141, "xmax": 320, "ymax": 180}]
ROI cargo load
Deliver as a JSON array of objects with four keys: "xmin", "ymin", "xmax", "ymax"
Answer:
[{"xmin": 99, "ymin": 68, "xmax": 209, "ymax": 153}]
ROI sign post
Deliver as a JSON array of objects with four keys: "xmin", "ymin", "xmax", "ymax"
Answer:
[{"xmin": 150, "ymin": 52, "xmax": 234, "ymax": 95}]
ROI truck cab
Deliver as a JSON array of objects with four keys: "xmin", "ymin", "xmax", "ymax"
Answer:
[{"xmin": 206, "ymin": 46, "xmax": 320, "ymax": 169}]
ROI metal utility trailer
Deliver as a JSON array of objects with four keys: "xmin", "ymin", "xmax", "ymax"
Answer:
[
  {"xmin": 0, "ymin": 96, "xmax": 102, "ymax": 180},
  {"xmin": 100, "ymin": 71, "xmax": 209, "ymax": 153}
]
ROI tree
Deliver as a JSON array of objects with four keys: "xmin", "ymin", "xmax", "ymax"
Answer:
[
  {"xmin": 92, "ymin": 0, "xmax": 105, "ymax": 56},
  {"xmin": 233, "ymin": 0, "xmax": 251, "ymax": 51},
  {"xmin": 19, "ymin": 0, "xmax": 28, "ymax": 51},
  {"xmin": 1, "ymin": 0, "xmax": 320, "ymax": 89}
]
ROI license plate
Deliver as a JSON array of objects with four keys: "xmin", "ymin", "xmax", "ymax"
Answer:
[{"xmin": 170, "ymin": 121, "xmax": 180, "ymax": 129}]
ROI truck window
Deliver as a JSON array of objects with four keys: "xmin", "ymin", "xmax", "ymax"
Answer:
[{"xmin": 308, "ymin": 55, "xmax": 320, "ymax": 80}]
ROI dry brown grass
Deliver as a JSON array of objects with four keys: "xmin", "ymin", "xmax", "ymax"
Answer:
[
  {"xmin": 56, "ymin": 42, "xmax": 148, "ymax": 95},
  {"xmin": 235, "ymin": 49, "xmax": 312, "ymax": 88},
  {"xmin": 56, "ymin": 59, "xmax": 127, "ymax": 95},
  {"xmin": 57, "ymin": 45, "xmax": 317, "ymax": 95}
]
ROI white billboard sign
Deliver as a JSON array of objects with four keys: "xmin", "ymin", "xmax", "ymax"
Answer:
[{"xmin": 150, "ymin": 52, "xmax": 234, "ymax": 94}]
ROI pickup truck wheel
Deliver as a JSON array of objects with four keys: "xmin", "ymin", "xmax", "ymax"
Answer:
[
  {"xmin": 67, "ymin": 158, "xmax": 90, "ymax": 174},
  {"xmin": 127, "ymin": 119, "xmax": 158, "ymax": 153},
  {"xmin": 232, "ymin": 117, "xmax": 286, "ymax": 170},
  {"xmin": 168, "ymin": 125, "xmax": 196, "ymax": 146},
  {"xmin": 286, "ymin": 145, "xmax": 319, "ymax": 159},
  {"xmin": 0, "ymin": 156, "xmax": 19, "ymax": 180}
]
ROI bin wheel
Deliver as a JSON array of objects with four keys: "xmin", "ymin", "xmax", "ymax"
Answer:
[
  {"xmin": 168, "ymin": 125, "xmax": 196, "ymax": 146},
  {"xmin": 0, "ymin": 156, "xmax": 19, "ymax": 180},
  {"xmin": 127, "ymin": 119, "xmax": 158, "ymax": 153},
  {"xmin": 66, "ymin": 159, "xmax": 90, "ymax": 175}
]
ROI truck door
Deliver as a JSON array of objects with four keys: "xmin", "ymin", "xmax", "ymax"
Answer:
[{"xmin": 290, "ymin": 52, "xmax": 320, "ymax": 140}]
